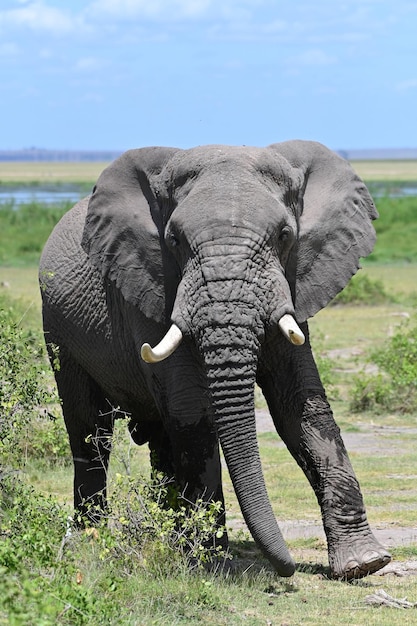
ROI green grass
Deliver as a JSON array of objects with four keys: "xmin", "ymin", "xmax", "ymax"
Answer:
[
  {"xmin": 6, "ymin": 414, "xmax": 417, "ymax": 625},
  {"xmin": 368, "ymin": 196, "xmax": 417, "ymax": 263},
  {"xmin": 0, "ymin": 203, "xmax": 70, "ymax": 266}
]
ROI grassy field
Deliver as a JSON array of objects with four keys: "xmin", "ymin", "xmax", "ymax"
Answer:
[
  {"xmin": 351, "ymin": 159, "xmax": 417, "ymax": 181},
  {"xmin": 0, "ymin": 161, "xmax": 108, "ymax": 184},
  {"xmin": 1, "ymin": 158, "xmax": 417, "ymax": 184},
  {"xmin": 1, "ymin": 175, "xmax": 417, "ymax": 624}
]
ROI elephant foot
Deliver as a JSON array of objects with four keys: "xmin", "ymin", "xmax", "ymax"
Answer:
[{"xmin": 329, "ymin": 535, "xmax": 391, "ymax": 580}]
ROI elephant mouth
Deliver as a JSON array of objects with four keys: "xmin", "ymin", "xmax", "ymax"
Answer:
[{"xmin": 140, "ymin": 313, "xmax": 305, "ymax": 363}]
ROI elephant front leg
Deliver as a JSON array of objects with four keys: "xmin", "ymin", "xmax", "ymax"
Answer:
[
  {"xmin": 259, "ymin": 338, "xmax": 390, "ymax": 579},
  {"xmin": 294, "ymin": 395, "xmax": 390, "ymax": 579}
]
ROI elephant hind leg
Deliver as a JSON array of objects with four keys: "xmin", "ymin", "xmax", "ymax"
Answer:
[{"xmin": 51, "ymin": 346, "xmax": 114, "ymax": 525}]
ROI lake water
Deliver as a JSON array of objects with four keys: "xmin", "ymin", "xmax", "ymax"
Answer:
[
  {"xmin": 0, "ymin": 182, "xmax": 417, "ymax": 206},
  {"xmin": 367, "ymin": 182, "xmax": 417, "ymax": 198},
  {"xmin": 0, "ymin": 185, "xmax": 89, "ymax": 206}
]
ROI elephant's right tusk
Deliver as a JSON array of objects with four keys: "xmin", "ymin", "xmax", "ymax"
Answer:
[
  {"xmin": 141, "ymin": 324, "xmax": 183, "ymax": 363},
  {"xmin": 278, "ymin": 314, "xmax": 305, "ymax": 346}
]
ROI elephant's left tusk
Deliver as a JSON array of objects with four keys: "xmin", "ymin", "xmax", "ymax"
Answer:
[
  {"xmin": 278, "ymin": 314, "xmax": 305, "ymax": 346},
  {"xmin": 141, "ymin": 324, "xmax": 183, "ymax": 363}
]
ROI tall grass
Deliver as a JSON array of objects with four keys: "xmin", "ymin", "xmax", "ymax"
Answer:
[
  {"xmin": 0, "ymin": 203, "xmax": 69, "ymax": 266},
  {"xmin": 368, "ymin": 196, "xmax": 417, "ymax": 263}
]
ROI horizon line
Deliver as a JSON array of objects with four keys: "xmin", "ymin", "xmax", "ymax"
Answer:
[{"xmin": 1, "ymin": 147, "xmax": 417, "ymax": 162}]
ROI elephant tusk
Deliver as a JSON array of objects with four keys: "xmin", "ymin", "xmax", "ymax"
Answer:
[
  {"xmin": 278, "ymin": 314, "xmax": 305, "ymax": 346},
  {"xmin": 141, "ymin": 324, "xmax": 183, "ymax": 363}
]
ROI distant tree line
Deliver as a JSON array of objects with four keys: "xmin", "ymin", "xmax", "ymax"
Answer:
[
  {"xmin": 0, "ymin": 149, "xmax": 123, "ymax": 162},
  {"xmin": 1, "ymin": 147, "xmax": 417, "ymax": 162}
]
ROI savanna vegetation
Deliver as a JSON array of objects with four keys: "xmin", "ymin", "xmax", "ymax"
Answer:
[{"xmin": 1, "ymin": 161, "xmax": 417, "ymax": 624}]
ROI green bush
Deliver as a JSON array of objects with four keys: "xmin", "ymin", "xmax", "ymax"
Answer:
[
  {"xmin": 0, "ymin": 293, "xmax": 67, "ymax": 469},
  {"xmin": 0, "ymin": 194, "xmax": 416, "ymax": 268},
  {"xmin": 0, "ymin": 470, "xmax": 227, "ymax": 625},
  {"xmin": 331, "ymin": 273, "xmax": 393, "ymax": 306},
  {"xmin": 106, "ymin": 471, "xmax": 228, "ymax": 574},
  {"xmin": 0, "ymin": 474, "xmax": 119, "ymax": 625},
  {"xmin": 350, "ymin": 317, "xmax": 417, "ymax": 413}
]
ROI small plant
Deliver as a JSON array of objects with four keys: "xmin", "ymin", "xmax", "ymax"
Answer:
[{"xmin": 350, "ymin": 317, "xmax": 417, "ymax": 413}]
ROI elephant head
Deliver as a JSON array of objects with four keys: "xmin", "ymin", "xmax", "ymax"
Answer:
[{"xmin": 81, "ymin": 141, "xmax": 377, "ymax": 575}]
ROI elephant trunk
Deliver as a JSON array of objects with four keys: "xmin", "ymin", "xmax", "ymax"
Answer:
[
  {"xmin": 198, "ymin": 321, "xmax": 295, "ymax": 577},
  {"xmin": 158, "ymin": 234, "xmax": 299, "ymax": 575}
]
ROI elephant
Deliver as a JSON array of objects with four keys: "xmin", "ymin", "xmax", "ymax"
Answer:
[{"xmin": 39, "ymin": 140, "xmax": 391, "ymax": 580}]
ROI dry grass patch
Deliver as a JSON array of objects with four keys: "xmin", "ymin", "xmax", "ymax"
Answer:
[
  {"xmin": 350, "ymin": 159, "xmax": 417, "ymax": 181},
  {"xmin": 0, "ymin": 161, "xmax": 109, "ymax": 183}
]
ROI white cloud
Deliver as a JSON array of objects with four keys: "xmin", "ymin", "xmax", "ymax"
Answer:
[
  {"xmin": 396, "ymin": 78, "xmax": 417, "ymax": 92},
  {"xmin": 74, "ymin": 56, "xmax": 104, "ymax": 72},
  {"xmin": 0, "ymin": 1, "xmax": 76, "ymax": 34},
  {"xmin": 85, "ymin": 0, "xmax": 213, "ymax": 21},
  {"xmin": 288, "ymin": 49, "xmax": 337, "ymax": 67}
]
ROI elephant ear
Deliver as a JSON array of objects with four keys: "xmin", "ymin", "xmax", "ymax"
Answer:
[
  {"xmin": 81, "ymin": 147, "xmax": 181, "ymax": 324},
  {"xmin": 268, "ymin": 140, "xmax": 378, "ymax": 323}
]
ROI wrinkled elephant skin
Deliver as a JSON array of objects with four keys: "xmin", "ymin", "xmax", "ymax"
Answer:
[{"xmin": 39, "ymin": 141, "xmax": 391, "ymax": 578}]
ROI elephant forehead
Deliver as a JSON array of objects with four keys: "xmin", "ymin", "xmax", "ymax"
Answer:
[
  {"xmin": 172, "ymin": 185, "xmax": 294, "ymax": 245},
  {"xmin": 162, "ymin": 144, "xmax": 295, "ymax": 183}
]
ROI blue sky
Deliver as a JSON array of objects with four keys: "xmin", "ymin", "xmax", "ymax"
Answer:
[{"xmin": 1, "ymin": 0, "xmax": 416, "ymax": 151}]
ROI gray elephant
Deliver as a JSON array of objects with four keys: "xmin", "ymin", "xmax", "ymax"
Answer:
[{"xmin": 39, "ymin": 140, "xmax": 390, "ymax": 579}]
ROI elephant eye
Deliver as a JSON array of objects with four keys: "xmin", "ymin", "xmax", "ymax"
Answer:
[
  {"xmin": 166, "ymin": 227, "xmax": 180, "ymax": 249},
  {"xmin": 278, "ymin": 226, "xmax": 292, "ymax": 243}
]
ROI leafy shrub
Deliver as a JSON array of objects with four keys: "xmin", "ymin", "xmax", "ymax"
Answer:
[
  {"xmin": 0, "ymin": 469, "xmax": 227, "ymax": 625},
  {"xmin": 0, "ymin": 293, "xmax": 65, "ymax": 469},
  {"xmin": 331, "ymin": 273, "xmax": 393, "ymax": 306},
  {"xmin": 0, "ymin": 474, "xmax": 67, "ymax": 571},
  {"xmin": 105, "ymin": 471, "xmax": 229, "ymax": 574},
  {"xmin": 0, "ymin": 473, "xmax": 119, "ymax": 625},
  {"xmin": 350, "ymin": 317, "xmax": 417, "ymax": 413}
]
